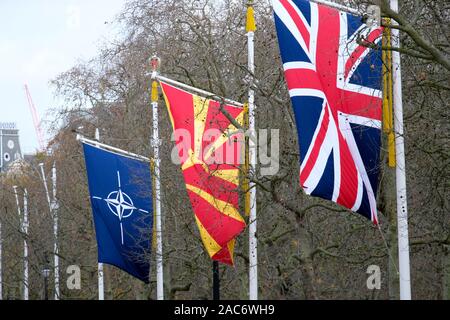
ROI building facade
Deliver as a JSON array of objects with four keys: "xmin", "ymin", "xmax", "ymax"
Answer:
[{"xmin": 0, "ymin": 122, "xmax": 22, "ymax": 172}]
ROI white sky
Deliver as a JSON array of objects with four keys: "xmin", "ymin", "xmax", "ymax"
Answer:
[{"xmin": 0, "ymin": 0, "xmax": 126, "ymax": 153}]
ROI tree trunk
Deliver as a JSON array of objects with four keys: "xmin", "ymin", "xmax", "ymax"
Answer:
[
  {"xmin": 380, "ymin": 133, "xmax": 400, "ymax": 300},
  {"xmin": 134, "ymin": 281, "xmax": 149, "ymax": 300},
  {"xmin": 297, "ymin": 220, "xmax": 317, "ymax": 300}
]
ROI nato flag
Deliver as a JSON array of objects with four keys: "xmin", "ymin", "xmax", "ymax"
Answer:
[{"xmin": 82, "ymin": 142, "xmax": 153, "ymax": 283}]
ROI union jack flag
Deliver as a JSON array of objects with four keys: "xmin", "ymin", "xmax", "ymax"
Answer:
[{"xmin": 273, "ymin": 0, "xmax": 383, "ymax": 223}]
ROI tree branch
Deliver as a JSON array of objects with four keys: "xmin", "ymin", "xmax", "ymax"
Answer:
[{"xmin": 379, "ymin": 0, "xmax": 450, "ymax": 70}]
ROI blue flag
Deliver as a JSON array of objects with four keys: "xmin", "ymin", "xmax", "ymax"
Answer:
[{"xmin": 82, "ymin": 142, "xmax": 153, "ymax": 283}]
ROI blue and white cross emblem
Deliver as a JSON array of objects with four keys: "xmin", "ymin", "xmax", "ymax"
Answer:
[{"xmin": 93, "ymin": 171, "xmax": 149, "ymax": 245}]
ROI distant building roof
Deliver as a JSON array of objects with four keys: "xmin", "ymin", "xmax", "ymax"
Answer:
[{"xmin": 0, "ymin": 122, "xmax": 17, "ymax": 130}]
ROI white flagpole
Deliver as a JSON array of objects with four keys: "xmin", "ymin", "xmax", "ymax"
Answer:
[
  {"xmin": 390, "ymin": 0, "xmax": 412, "ymax": 300},
  {"xmin": 38, "ymin": 163, "xmax": 59, "ymax": 300},
  {"xmin": 13, "ymin": 186, "xmax": 25, "ymax": 299},
  {"xmin": 94, "ymin": 128, "xmax": 105, "ymax": 301},
  {"xmin": 39, "ymin": 163, "xmax": 52, "ymax": 207},
  {"xmin": 23, "ymin": 189, "xmax": 29, "ymax": 300},
  {"xmin": 246, "ymin": 2, "xmax": 258, "ymax": 300},
  {"xmin": 51, "ymin": 162, "xmax": 60, "ymax": 300},
  {"xmin": 150, "ymin": 56, "xmax": 164, "ymax": 300},
  {"xmin": 13, "ymin": 186, "xmax": 22, "ymax": 216},
  {"xmin": 98, "ymin": 262, "xmax": 104, "ymax": 300}
]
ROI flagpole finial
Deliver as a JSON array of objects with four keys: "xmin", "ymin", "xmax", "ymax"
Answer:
[
  {"xmin": 149, "ymin": 55, "xmax": 160, "ymax": 79},
  {"xmin": 150, "ymin": 55, "xmax": 160, "ymax": 102}
]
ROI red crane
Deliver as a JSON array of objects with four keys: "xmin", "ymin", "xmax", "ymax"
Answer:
[{"xmin": 24, "ymin": 83, "xmax": 45, "ymax": 151}]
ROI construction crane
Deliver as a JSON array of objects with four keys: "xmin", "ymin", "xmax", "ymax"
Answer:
[{"xmin": 24, "ymin": 84, "xmax": 45, "ymax": 151}]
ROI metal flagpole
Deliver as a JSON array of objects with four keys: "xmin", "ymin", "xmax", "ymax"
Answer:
[
  {"xmin": 150, "ymin": 55, "xmax": 164, "ymax": 300},
  {"xmin": 390, "ymin": 0, "xmax": 412, "ymax": 300},
  {"xmin": 23, "ymin": 189, "xmax": 29, "ymax": 300},
  {"xmin": 94, "ymin": 128, "xmax": 105, "ymax": 301},
  {"xmin": 246, "ymin": 1, "xmax": 258, "ymax": 300},
  {"xmin": 52, "ymin": 163, "xmax": 60, "ymax": 300}
]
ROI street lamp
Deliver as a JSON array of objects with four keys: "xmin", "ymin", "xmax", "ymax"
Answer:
[{"xmin": 42, "ymin": 265, "xmax": 51, "ymax": 300}]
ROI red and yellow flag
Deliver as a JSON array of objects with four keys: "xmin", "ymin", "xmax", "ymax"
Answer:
[{"xmin": 160, "ymin": 81, "xmax": 246, "ymax": 265}]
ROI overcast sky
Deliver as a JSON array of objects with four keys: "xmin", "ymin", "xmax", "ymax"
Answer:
[{"xmin": 0, "ymin": 0, "xmax": 126, "ymax": 153}]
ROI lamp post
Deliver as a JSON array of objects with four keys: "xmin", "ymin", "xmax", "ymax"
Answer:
[{"xmin": 42, "ymin": 264, "xmax": 51, "ymax": 300}]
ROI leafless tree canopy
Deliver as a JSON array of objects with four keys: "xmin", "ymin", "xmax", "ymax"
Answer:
[{"xmin": 0, "ymin": 0, "xmax": 448, "ymax": 299}]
